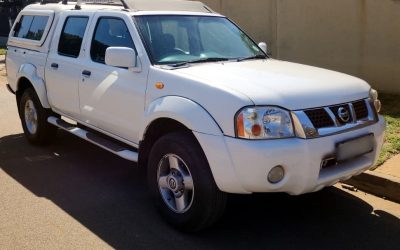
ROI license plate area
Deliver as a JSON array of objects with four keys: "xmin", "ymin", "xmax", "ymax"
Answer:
[{"xmin": 336, "ymin": 133, "xmax": 375, "ymax": 162}]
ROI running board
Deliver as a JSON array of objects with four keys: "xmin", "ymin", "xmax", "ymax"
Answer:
[{"xmin": 47, "ymin": 116, "xmax": 138, "ymax": 162}]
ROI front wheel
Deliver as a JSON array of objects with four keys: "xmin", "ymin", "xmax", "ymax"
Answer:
[
  {"xmin": 19, "ymin": 88, "xmax": 57, "ymax": 145},
  {"xmin": 148, "ymin": 132, "xmax": 227, "ymax": 231}
]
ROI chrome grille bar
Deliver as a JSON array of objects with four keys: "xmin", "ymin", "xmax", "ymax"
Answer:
[{"xmin": 292, "ymin": 99, "xmax": 377, "ymax": 139}]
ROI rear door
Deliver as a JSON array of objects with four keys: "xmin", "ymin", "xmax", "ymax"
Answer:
[{"xmin": 45, "ymin": 13, "xmax": 91, "ymax": 118}]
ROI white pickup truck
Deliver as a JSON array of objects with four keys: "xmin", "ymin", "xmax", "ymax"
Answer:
[{"xmin": 6, "ymin": 0, "xmax": 385, "ymax": 231}]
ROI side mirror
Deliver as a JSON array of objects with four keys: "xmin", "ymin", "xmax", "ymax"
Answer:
[
  {"xmin": 105, "ymin": 47, "xmax": 140, "ymax": 71},
  {"xmin": 258, "ymin": 42, "xmax": 268, "ymax": 54}
]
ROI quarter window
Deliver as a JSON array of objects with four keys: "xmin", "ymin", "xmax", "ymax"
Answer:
[
  {"xmin": 58, "ymin": 16, "xmax": 89, "ymax": 58},
  {"xmin": 14, "ymin": 15, "xmax": 49, "ymax": 41},
  {"xmin": 90, "ymin": 17, "xmax": 135, "ymax": 64}
]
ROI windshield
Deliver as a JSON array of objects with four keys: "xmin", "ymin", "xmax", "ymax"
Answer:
[{"xmin": 134, "ymin": 15, "xmax": 266, "ymax": 65}]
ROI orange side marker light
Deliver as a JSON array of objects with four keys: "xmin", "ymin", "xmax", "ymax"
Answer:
[
  {"xmin": 155, "ymin": 82, "xmax": 165, "ymax": 89},
  {"xmin": 237, "ymin": 113, "xmax": 245, "ymax": 137}
]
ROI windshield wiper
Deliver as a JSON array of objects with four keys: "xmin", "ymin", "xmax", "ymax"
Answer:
[
  {"xmin": 236, "ymin": 54, "xmax": 267, "ymax": 62},
  {"xmin": 170, "ymin": 57, "xmax": 231, "ymax": 67}
]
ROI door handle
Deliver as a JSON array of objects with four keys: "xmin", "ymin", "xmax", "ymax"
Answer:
[
  {"xmin": 82, "ymin": 70, "xmax": 91, "ymax": 77},
  {"xmin": 51, "ymin": 63, "xmax": 58, "ymax": 69}
]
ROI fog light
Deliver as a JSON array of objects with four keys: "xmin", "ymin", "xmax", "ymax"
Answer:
[{"xmin": 268, "ymin": 165, "xmax": 285, "ymax": 184}]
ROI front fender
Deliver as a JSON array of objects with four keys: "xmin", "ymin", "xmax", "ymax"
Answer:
[
  {"xmin": 141, "ymin": 96, "xmax": 248, "ymax": 193},
  {"xmin": 17, "ymin": 63, "xmax": 50, "ymax": 108},
  {"xmin": 140, "ymin": 96, "xmax": 223, "ymax": 139}
]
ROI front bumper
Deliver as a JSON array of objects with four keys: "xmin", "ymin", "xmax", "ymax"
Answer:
[{"xmin": 194, "ymin": 115, "xmax": 386, "ymax": 194}]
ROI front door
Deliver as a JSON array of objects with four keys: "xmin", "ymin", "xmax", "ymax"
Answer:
[{"xmin": 78, "ymin": 14, "xmax": 147, "ymax": 144}]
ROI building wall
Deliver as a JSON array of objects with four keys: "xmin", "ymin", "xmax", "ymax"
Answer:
[{"xmin": 200, "ymin": 0, "xmax": 400, "ymax": 94}]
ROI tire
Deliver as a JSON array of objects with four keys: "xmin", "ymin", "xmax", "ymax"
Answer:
[
  {"xmin": 148, "ymin": 132, "xmax": 227, "ymax": 231},
  {"xmin": 19, "ymin": 88, "xmax": 57, "ymax": 145}
]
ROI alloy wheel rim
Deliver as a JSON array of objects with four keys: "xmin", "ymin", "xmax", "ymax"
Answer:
[
  {"xmin": 24, "ymin": 99, "xmax": 38, "ymax": 135},
  {"xmin": 157, "ymin": 154, "xmax": 194, "ymax": 213}
]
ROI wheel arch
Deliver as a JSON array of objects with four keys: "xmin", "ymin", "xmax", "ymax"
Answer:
[
  {"xmin": 138, "ymin": 96, "xmax": 223, "ymax": 169},
  {"xmin": 139, "ymin": 117, "xmax": 194, "ymax": 168},
  {"xmin": 16, "ymin": 63, "xmax": 50, "ymax": 109},
  {"xmin": 140, "ymin": 96, "xmax": 223, "ymax": 139},
  {"xmin": 140, "ymin": 118, "xmax": 247, "ymax": 194}
]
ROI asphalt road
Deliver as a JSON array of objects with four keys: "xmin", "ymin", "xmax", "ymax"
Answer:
[{"xmin": 0, "ymin": 59, "xmax": 399, "ymax": 249}]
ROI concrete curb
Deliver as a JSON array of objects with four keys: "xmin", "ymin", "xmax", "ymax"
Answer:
[{"xmin": 343, "ymin": 170, "xmax": 400, "ymax": 203}]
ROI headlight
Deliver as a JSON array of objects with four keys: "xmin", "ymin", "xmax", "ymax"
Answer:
[
  {"xmin": 369, "ymin": 88, "xmax": 381, "ymax": 113},
  {"xmin": 236, "ymin": 106, "xmax": 294, "ymax": 139}
]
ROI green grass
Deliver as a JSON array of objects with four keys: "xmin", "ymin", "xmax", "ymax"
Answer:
[
  {"xmin": 0, "ymin": 47, "xmax": 6, "ymax": 55},
  {"xmin": 376, "ymin": 93, "xmax": 400, "ymax": 166}
]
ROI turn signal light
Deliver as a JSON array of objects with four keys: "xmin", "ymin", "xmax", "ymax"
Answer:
[
  {"xmin": 237, "ymin": 113, "xmax": 245, "ymax": 137},
  {"xmin": 155, "ymin": 82, "xmax": 164, "ymax": 89}
]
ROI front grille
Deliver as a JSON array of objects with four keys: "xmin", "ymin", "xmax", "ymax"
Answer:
[
  {"xmin": 304, "ymin": 109, "xmax": 335, "ymax": 128},
  {"xmin": 329, "ymin": 104, "xmax": 351, "ymax": 125},
  {"xmin": 296, "ymin": 98, "xmax": 375, "ymax": 138},
  {"xmin": 353, "ymin": 100, "xmax": 369, "ymax": 120}
]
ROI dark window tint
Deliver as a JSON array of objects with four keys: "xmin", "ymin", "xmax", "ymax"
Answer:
[
  {"xmin": 91, "ymin": 17, "xmax": 134, "ymax": 64},
  {"xmin": 14, "ymin": 15, "xmax": 49, "ymax": 41},
  {"xmin": 58, "ymin": 17, "xmax": 89, "ymax": 58}
]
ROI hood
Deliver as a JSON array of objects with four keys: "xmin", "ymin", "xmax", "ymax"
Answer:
[{"xmin": 174, "ymin": 59, "xmax": 370, "ymax": 110}]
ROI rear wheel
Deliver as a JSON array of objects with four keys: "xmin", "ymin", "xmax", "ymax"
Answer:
[
  {"xmin": 19, "ymin": 88, "xmax": 57, "ymax": 145},
  {"xmin": 148, "ymin": 132, "xmax": 227, "ymax": 231}
]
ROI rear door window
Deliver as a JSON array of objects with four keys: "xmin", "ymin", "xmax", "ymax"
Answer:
[
  {"xmin": 58, "ymin": 16, "xmax": 89, "ymax": 58},
  {"xmin": 14, "ymin": 15, "xmax": 49, "ymax": 41}
]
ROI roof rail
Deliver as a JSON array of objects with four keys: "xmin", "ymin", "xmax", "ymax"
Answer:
[
  {"xmin": 40, "ymin": 0, "xmax": 65, "ymax": 4},
  {"xmin": 40, "ymin": 0, "xmax": 214, "ymax": 13},
  {"xmin": 74, "ymin": 0, "xmax": 128, "ymax": 10},
  {"xmin": 38, "ymin": 0, "xmax": 127, "ymax": 8},
  {"xmin": 124, "ymin": 0, "xmax": 214, "ymax": 13}
]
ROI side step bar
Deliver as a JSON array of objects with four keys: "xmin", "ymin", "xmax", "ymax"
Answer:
[{"xmin": 47, "ymin": 116, "xmax": 139, "ymax": 162}]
